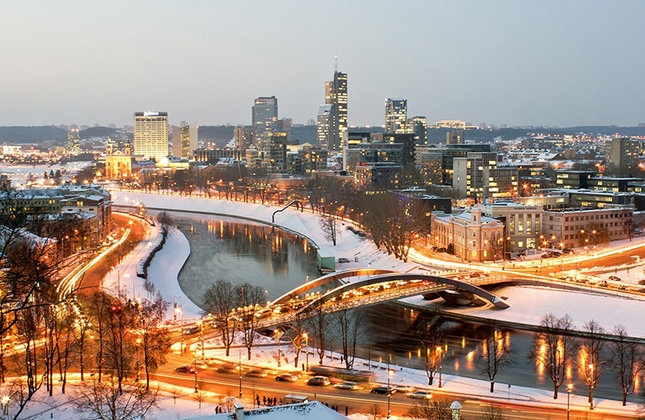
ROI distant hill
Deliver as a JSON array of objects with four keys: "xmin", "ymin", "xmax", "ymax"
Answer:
[
  {"xmin": 80, "ymin": 126, "xmax": 118, "ymax": 139},
  {"xmin": 0, "ymin": 126, "xmax": 66, "ymax": 143}
]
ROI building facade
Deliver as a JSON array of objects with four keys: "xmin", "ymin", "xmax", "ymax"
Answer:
[
  {"xmin": 480, "ymin": 201, "xmax": 543, "ymax": 253},
  {"xmin": 430, "ymin": 209, "xmax": 505, "ymax": 262},
  {"xmin": 171, "ymin": 122, "xmax": 198, "ymax": 159},
  {"xmin": 542, "ymin": 207, "xmax": 633, "ymax": 249},
  {"xmin": 233, "ymin": 126, "xmax": 252, "ymax": 150},
  {"xmin": 105, "ymin": 143, "xmax": 133, "ymax": 179},
  {"xmin": 133, "ymin": 111, "xmax": 168, "ymax": 161},
  {"xmin": 406, "ymin": 116, "xmax": 427, "ymax": 144},
  {"xmin": 325, "ymin": 71, "xmax": 348, "ymax": 148},
  {"xmin": 252, "ymin": 96, "xmax": 278, "ymax": 141},
  {"xmin": 385, "ymin": 98, "xmax": 407, "ymax": 134}
]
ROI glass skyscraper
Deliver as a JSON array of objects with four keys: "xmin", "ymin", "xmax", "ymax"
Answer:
[
  {"xmin": 133, "ymin": 111, "xmax": 168, "ymax": 161},
  {"xmin": 252, "ymin": 96, "xmax": 278, "ymax": 141},
  {"xmin": 385, "ymin": 98, "xmax": 407, "ymax": 134}
]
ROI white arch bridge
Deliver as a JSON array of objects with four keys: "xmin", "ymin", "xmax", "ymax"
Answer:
[{"xmin": 255, "ymin": 269, "xmax": 510, "ymax": 329}]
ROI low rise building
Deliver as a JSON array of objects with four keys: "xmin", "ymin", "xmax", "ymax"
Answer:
[
  {"xmin": 354, "ymin": 163, "xmax": 401, "ymax": 188},
  {"xmin": 430, "ymin": 208, "xmax": 505, "ymax": 262},
  {"xmin": 542, "ymin": 207, "xmax": 633, "ymax": 249},
  {"xmin": 480, "ymin": 201, "xmax": 543, "ymax": 253}
]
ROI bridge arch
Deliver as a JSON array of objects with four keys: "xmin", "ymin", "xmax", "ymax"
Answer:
[
  {"xmin": 300, "ymin": 273, "xmax": 510, "ymax": 313},
  {"xmin": 271, "ymin": 268, "xmax": 398, "ymax": 305}
]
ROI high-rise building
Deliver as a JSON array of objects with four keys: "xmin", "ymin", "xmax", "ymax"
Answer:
[
  {"xmin": 171, "ymin": 122, "xmax": 198, "ymax": 159},
  {"xmin": 385, "ymin": 98, "xmax": 407, "ymax": 134},
  {"xmin": 133, "ymin": 112, "xmax": 168, "ymax": 161},
  {"xmin": 406, "ymin": 116, "xmax": 427, "ymax": 144},
  {"xmin": 321, "ymin": 71, "xmax": 348, "ymax": 151},
  {"xmin": 233, "ymin": 127, "xmax": 252, "ymax": 150},
  {"xmin": 317, "ymin": 104, "xmax": 339, "ymax": 151},
  {"xmin": 252, "ymin": 96, "xmax": 278, "ymax": 141},
  {"xmin": 66, "ymin": 128, "xmax": 81, "ymax": 155},
  {"xmin": 605, "ymin": 137, "xmax": 641, "ymax": 175}
]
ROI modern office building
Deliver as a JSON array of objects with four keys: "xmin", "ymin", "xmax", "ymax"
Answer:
[
  {"xmin": 133, "ymin": 112, "xmax": 168, "ymax": 161},
  {"xmin": 252, "ymin": 96, "xmax": 278, "ymax": 141},
  {"xmin": 194, "ymin": 148, "xmax": 244, "ymax": 164},
  {"xmin": 233, "ymin": 126, "xmax": 253, "ymax": 150},
  {"xmin": 342, "ymin": 142, "xmax": 405, "ymax": 173},
  {"xmin": 415, "ymin": 143, "xmax": 492, "ymax": 185},
  {"xmin": 452, "ymin": 152, "xmax": 499, "ymax": 199},
  {"xmin": 446, "ymin": 130, "xmax": 465, "ymax": 145},
  {"xmin": 385, "ymin": 98, "xmax": 407, "ymax": 134},
  {"xmin": 171, "ymin": 122, "xmax": 198, "ymax": 159},
  {"xmin": 555, "ymin": 170, "xmax": 596, "ymax": 189},
  {"xmin": 483, "ymin": 166, "xmax": 519, "ymax": 200},
  {"xmin": 66, "ymin": 128, "xmax": 81, "ymax": 155},
  {"xmin": 406, "ymin": 116, "xmax": 428, "ymax": 144},
  {"xmin": 354, "ymin": 163, "xmax": 401, "ymax": 188},
  {"xmin": 542, "ymin": 207, "xmax": 633, "ymax": 249},
  {"xmin": 605, "ymin": 137, "xmax": 641, "ymax": 174},
  {"xmin": 317, "ymin": 104, "xmax": 339, "ymax": 151},
  {"xmin": 325, "ymin": 71, "xmax": 348, "ymax": 145}
]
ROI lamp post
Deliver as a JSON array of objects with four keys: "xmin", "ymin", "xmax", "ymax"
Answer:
[
  {"xmin": 135, "ymin": 338, "xmax": 141, "ymax": 381},
  {"xmin": 387, "ymin": 354, "xmax": 392, "ymax": 419},
  {"xmin": 437, "ymin": 346, "xmax": 443, "ymax": 388},
  {"xmin": 1, "ymin": 394, "xmax": 9, "ymax": 416},
  {"xmin": 194, "ymin": 343, "xmax": 198, "ymax": 393},
  {"xmin": 588, "ymin": 364, "xmax": 594, "ymax": 410},
  {"xmin": 179, "ymin": 306, "xmax": 184, "ymax": 354},
  {"xmin": 303, "ymin": 333, "xmax": 309, "ymax": 371},
  {"xmin": 274, "ymin": 329, "xmax": 282, "ymax": 367},
  {"xmin": 238, "ymin": 349, "xmax": 243, "ymax": 397},
  {"xmin": 196, "ymin": 319, "xmax": 204, "ymax": 359},
  {"xmin": 567, "ymin": 383, "xmax": 573, "ymax": 420}
]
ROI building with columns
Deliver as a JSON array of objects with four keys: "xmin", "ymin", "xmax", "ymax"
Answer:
[
  {"xmin": 430, "ymin": 208, "xmax": 505, "ymax": 262},
  {"xmin": 480, "ymin": 201, "xmax": 543, "ymax": 254}
]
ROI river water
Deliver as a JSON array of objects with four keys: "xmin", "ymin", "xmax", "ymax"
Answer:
[{"xmin": 170, "ymin": 211, "xmax": 641, "ymax": 402}]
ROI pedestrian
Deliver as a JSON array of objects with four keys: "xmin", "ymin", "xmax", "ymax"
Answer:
[
  {"xmin": 256, "ymin": 395, "xmax": 260, "ymax": 407},
  {"xmin": 345, "ymin": 406, "xmax": 349, "ymax": 416},
  {"xmin": 263, "ymin": 396, "xmax": 266, "ymax": 405}
]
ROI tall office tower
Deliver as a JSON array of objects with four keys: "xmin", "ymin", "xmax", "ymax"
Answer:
[
  {"xmin": 446, "ymin": 130, "xmax": 465, "ymax": 145},
  {"xmin": 66, "ymin": 128, "xmax": 81, "ymax": 155},
  {"xmin": 406, "ymin": 116, "xmax": 427, "ymax": 144},
  {"xmin": 317, "ymin": 104, "xmax": 339, "ymax": 151},
  {"xmin": 252, "ymin": 96, "xmax": 278, "ymax": 141},
  {"xmin": 606, "ymin": 137, "xmax": 641, "ymax": 174},
  {"xmin": 134, "ymin": 112, "xmax": 168, "ymax": 161},
  {"xmin": 233, "ymin": 126, "xmax": 252, "ymax": 150},
  {"xmin": 385, "ymin": 98, "xmax": 407, "ymax": 134},
  {"xmin": 324, "ymin": 71, "xmax": 348, "ymax": 150},
  {"xmin": 171, "ymin": 122, "xmax": 198, "ymax": 159},
  {"xmin": 278, "ymin": 118, "xmax": 293, "ymax": 143}
]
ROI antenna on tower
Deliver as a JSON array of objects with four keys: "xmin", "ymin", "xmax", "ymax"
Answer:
[{"xmin": 334, "ymin": 56, "xmax": 338, "ymax": 72}]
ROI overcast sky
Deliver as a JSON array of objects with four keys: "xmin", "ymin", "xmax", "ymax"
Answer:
[{"xmin": 1, "ymin": 0, "xmax": 644, "ymax": 127}]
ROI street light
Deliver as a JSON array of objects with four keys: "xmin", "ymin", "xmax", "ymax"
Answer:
[
  {"xmin": 238, "ymin": 349, "xmax": 244, "ymax": 398},
  {"xmin": 274, "ymin": 329, "xmax": 282, "ymax": 367},
  {"xmin": 588, "ymin": 364, "xmax": 594, "ymax": 410},
  {"xmin": 567, "ymin": 383, "xmax": 573, "ymax": 420},
  {"xmin": 135, "ymin": 338, "xmax": 141, "ymax": 381},
  {"xmin": 387, "ymin": 354, "xmax": 392, "ymax": 419},
  {"xmin": 1, "ymin": 394, "xmax": 9, "ymax": 416},
  {"xmin": 303, "ymin": 333, "xmax": 309, "ymax": 371},
  {"xmin": 436, "ymin": 346, "xmax": 443, "ymax": 388}
]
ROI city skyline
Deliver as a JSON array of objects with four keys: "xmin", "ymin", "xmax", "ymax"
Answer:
[{"xmin": 1, "ymin": 0, "xmax": 644, "ymax": 127}]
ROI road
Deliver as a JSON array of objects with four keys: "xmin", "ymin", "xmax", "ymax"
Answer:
[{"xmin": 152, "ymin": 354, "xmax": 633, "ymax": 420}]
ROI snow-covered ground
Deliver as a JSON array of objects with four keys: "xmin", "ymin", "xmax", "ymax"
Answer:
[
  {"xmin": 402, "ymin": 285, "xmax": 645, "ymax": 338},
  {"xmin": 103, "ymin": 216, "xmax": 202, "ymax": 319},
  {"xmin": 203, "ymin": 340, "xmax": 642, "ymax": 418}
]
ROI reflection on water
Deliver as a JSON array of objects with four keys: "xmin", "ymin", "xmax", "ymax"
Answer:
[
  {"xmin": 360, "ymin": 305, "xmax": 644, "ymax": 401},
  {"xmin": 171, "ymin": 212, "xmax": 320, "ymax": 307}
]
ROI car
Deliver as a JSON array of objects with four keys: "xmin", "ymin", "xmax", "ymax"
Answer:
[
  {"xmin": 371, "ymin": 386, "xmax": 395, "ymax": 395},
  {"xmin": 334, "ymin": 381, "xmax": 359, "ymax": 390},
  {"xmin": 338, "ymin": 258, "xmax": 350, "ymax": 263},
  {"xmin": 183, "ymin": 326, "xmax": 200, "ymax": 335},
  {"xmin": 609, "ymin": 276, "xmax": 622, "ymax": 282},
  {"xmin": 216, "ymin": 365, "xmax": 237, "ymax": 374},
  {"xmin": 175, "ymin": 365, "xmax": 196, "ymax": 374},
  {"xmin": 409, "ymin": 391, "xmax": 433, "ymax": 400},
  {"xmin": 306, "ymin": 376, "xmax": 331, "ymax": 386},
  {"xmin": 246, "ymin": 369, "xmax": 268, "ymax": 378},
  {"xmin": 394, "ymin": 385, "xmax": 416, "ymax": 394},
  {"xmin": 275, "ymin": 373, "xmax": 299, "ymax": 382}
]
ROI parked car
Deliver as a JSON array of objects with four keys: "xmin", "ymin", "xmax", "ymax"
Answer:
[
  {"xmin": 275, "ymin": 373, "xmax": 299, "ymax": 382},
  {"xmin": 609, "ymin": 276, "xmax": 622, "ymax": 282},
  {"xmin": 338, "ymin": 257, "xmax": 350, "ymax": 263},
  {"xmin": 246, "ymin": 369, "xmax": 268, "ymax": 378},
  {"xmin": 335, "ymin": 381, "xmax": 359, "ymax": 390},
  {"xmin": 409, "ymin": 391, "xmax": 433, "ymax": 400},
  {"xmin": 175, "ymin": 365, "xmax": 196, "ymax": 374},
  {"xmin": 306, "ymin": 376, "xmax": 330, "ymax": 386},
  {"xmin": 371, "ymin": 386, "xmax": 395, "ymax": 395}
]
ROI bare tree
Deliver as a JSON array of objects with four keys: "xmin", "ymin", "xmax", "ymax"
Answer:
[
  {"xmin": 479, "ymin": 329, "xmax": 514, "ymax": 393},
  {"xmin": 138, "ymin": 295, "xmax": 171, "ymax": 391},
  {"xmin": 419, "ymin": 321, "xmax": 443, "ymax": 386},
  {"xmin": 609, "ymin": 325, "xmax": 642, "ymax": 406},
  {"xmin": 530, "ymin": 314, "xmax": 578, "ymax": 399},
  {"xmin": 103, "ymin": 296, "xmax": 135, "ymax": 395},
  {"xmin": 73, "ymin": 376, "xmax": 158, "ymax": 420},
  {"xmin": 333, "ymin": 309, "xmax": 363, "ymax": 369},
  {"xmin": 406, "ymin": 398, "xmax": 452, "ymax": 420},
  {"xmin": 578, "ymin": 320, "xmax": 606, "ymax": 408},
  {"xmin": 235, "ymin": 283, "xmax": 266, "ymax": 360},
  {"xmin": 307, "ymin": 306, "xmax": 327, "ymax": 365},
  {"xmin": 482, "ymin": 404, "xmax": 504, "ymax": 420},
  {"xmin": 320, "ymin": 217, "xmax": 338, "ymax": 246},
  {"xmin": 202, "ymin": 280, "xmax": 237, "ymax": 356}
]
